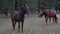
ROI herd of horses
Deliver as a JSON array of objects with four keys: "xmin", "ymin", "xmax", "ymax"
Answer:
[{"xmin": 6, "ymin": 4, "xmax": 58, "ymax": 32}]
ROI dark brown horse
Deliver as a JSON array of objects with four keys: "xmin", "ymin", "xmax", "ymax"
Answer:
[
  {"xmin": 10, "ymin": 4, "xmax": 29, "ymax": 32},
  {"xmin": 39, "ymin": 9, "xmax": 58, "ymax": 24}
]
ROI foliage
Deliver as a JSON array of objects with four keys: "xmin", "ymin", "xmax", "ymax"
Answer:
[{"xmin": 0, "ymin": 0, "xmax": 60, "ymax": 13}]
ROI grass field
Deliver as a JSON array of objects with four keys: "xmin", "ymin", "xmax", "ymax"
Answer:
[{"xmin": 0, "ymin": 14, "xmax": 60, "ymax": 34}]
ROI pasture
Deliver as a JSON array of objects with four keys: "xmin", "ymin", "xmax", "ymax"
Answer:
[{"xmin": 0, "ymin": 14, "xmax": 60, "ymax": 34}]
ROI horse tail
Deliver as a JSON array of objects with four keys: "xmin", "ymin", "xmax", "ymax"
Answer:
[
  {"xmin": 39, "ymin": 12, "xmax": 44, "ymax": 17},
  {"xmin": 10, "ymin": 12, "xmax": 14, "ymax": 17}
]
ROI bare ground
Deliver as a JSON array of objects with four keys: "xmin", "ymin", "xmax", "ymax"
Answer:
[{"xmin": 0, "ymin": 14, "xmax": 60, "ymax": 34}]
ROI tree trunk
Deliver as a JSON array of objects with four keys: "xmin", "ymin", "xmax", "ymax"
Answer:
[
  {"xmin": 15, "ymin": 0, "xmax": 17, "ymax": 11},
  {"xmin": 37, "ymin": 0, "xmax": 41, "ymax": 14}
]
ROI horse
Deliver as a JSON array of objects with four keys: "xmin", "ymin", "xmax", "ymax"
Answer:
[
  {"xmin": 0, "ymin": 9, "xmax": 8, "ymax": 16},
  {"xmin": 3, "ymin": 11, "xmax": 8, "ymax": 16},
  {"xmin": 3, "ymin": 7, "xmax": 8, "ymax": 16},
  {"xmin": 38, "ymin": 9, "xmax": 58, "ymax": 24},
  {"xmin": 10, "ymin": 4, "xmax": 29, "ymax": 32}
]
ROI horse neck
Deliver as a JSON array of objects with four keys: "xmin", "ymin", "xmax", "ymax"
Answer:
[{"xmin": 19, "ymin": 11, "xmax": 26, "ymax": 17}]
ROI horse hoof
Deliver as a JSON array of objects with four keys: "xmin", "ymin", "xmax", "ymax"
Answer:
[
  {"xmin": 46, "ymin": 23, "xmax": 48, "ymax": 25},
  {"xmin": 56, "ymin": 23, "xmax": 57, "ymax": 24},
  {"xmin": 18, "ymin": 30, "xmax": 20, "ymax": 32},
  {"xmin": 13, "ymin": 29, "xmax": 15, "ymax": 31},
  {"xmin": 13, "ymin": 28, "xmax": 15, "ymax": 30},
  {"xmin": 18, "ymin": 31, "xmax": 20, "ymax": 32},
  {"xmin": 22, "ymin": 31, "xmax": 23, "ymax": 33},
  {"xmin": 12, "ymin": 29, "xmax": 15, "ymax": 31}
]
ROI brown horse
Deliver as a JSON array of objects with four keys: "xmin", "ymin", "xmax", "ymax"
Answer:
[
  {"xmin": 10, "ymin": 4, "xmax": 29, "ymax": 32},
  {"xmin": 39, "ymin": 9, "xmax": 58, "ymax": 24}
]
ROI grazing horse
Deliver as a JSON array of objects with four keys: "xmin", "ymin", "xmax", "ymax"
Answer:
[
  {"xmin": 10, "ymin": 4, "xmax": 29, "ymax": 32},
  {"xmin": 3, "ymin": 7, "xmax": 8, "ymax": 16},
  {"xmin": 38, "ymin": 9, "xmax": 58, "ymax": 24},
  {"xmin": 3, "ymin": 11, "xmax": 8, "ymax": 16}
]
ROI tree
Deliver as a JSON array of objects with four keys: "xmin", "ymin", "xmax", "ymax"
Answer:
[{"xmin": 15, "ymin": 0, "xmax": 18, "ymax": 11}]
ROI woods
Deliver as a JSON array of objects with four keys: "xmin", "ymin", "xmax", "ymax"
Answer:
[{"xmin": 0, "ymin": 0, "xmax": 60, "ymax": 14}]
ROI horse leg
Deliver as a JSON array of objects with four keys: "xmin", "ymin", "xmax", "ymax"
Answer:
[
  {"xmin": 21, "ymin": 21, "xmax": 24, "ymax": 32},
  {"xmin": 52, "ymin": 17, "xmax": 54, "ymax": 23},
  {"xmin": 12, "ymin": 21, "xmax": 15, "ymax": 30},
  {"xmin": 55, "ymin": 17, "xmax": 58, "ymax": 24},
  {"xmin": 45, "ymin": 17, "xmax": 48, "ymax": 24},
  {"xmin": 4, "ymin": 13, "xmax": 8, "ymax": 16},
  {"xmin": 55, "ymin": 15, "xmax": 58, "ymax": 24},
  {"xmin": 18, "ymin": 22, "xmax": 20, "ymax": 32},
  {"xmin": 49, "ymin": 17, "xmax": 51, "ymax": 22},
  {"xmin": 14, "ymin": 21, "xmax": 16, "ymax": 30},
  {"xmin": 55, "ymin": 19, "xmax": 57, "ymax": 24}
]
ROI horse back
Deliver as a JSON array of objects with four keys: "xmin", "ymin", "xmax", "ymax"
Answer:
[
  {"xmin": 10, "ymin": 11, "xmax": 24, "ymax": 21},
  {"xmin": 50, "ymin": 10, "xmax": 56, "ymax": 16},
  {"xmin": 44, "ymin": 9, "xmax": 56, "ymax": 17},
  {"xmin": 44, "ymin": 9, "xmax": 50, "ymax": 16}
]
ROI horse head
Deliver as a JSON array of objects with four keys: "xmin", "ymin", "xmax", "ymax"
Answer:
[{"xmin": 21, "ymin": 4, "xmax": 29, "ymax": 15}]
